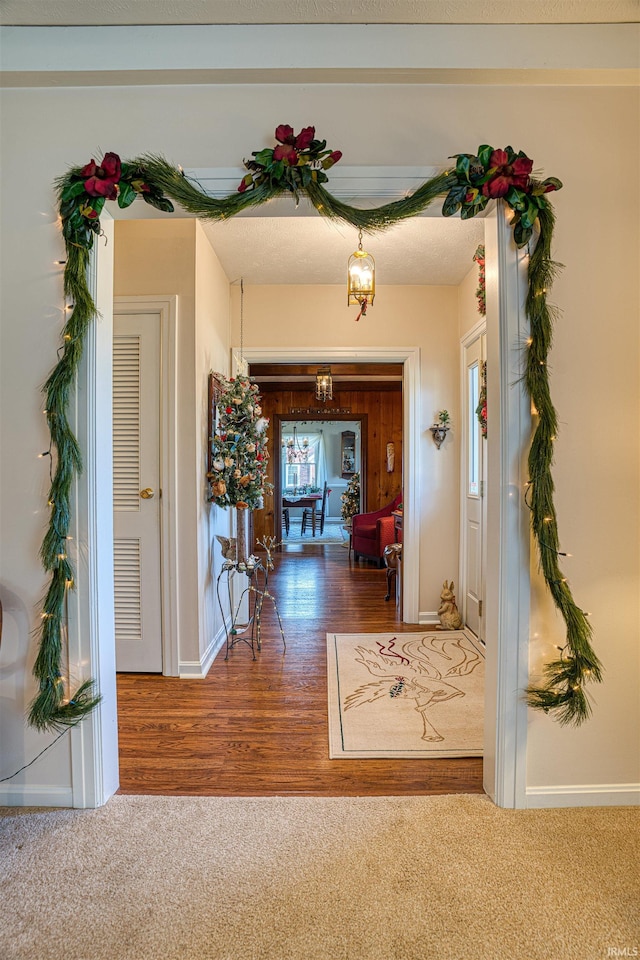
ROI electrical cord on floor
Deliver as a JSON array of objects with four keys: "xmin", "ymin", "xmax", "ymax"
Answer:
[{"xmin": 0, "ymin": 728, "xmax": 70, "ymax": 783}]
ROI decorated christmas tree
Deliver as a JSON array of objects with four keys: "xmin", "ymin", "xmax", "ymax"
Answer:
[
  {"xmin": 208, "ymin": 375, "xmax": 270, "ymax": 509},
  {"xmin": 341, "ymin": 471, "xmax": 361, "ymax": 522}
]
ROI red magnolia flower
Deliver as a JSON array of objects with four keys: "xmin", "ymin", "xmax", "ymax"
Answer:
[
  {"xmin": 322, "ymin": 149, "xmax": 343, "ymax": 170},
  {"xmin": 81, "ymin": 152, "xmax": 122, "ymax": 200},
  {"xmin": 273, "ymin": 142, "xmax": 298, "ymax": 165},
  {"xmin": 273, "ymin": 124, "xmax": 316, "ymax": 165},
  {"xmin": 294, "ymin": 126, "xmax": 315, "ymax": 150},
  {"xmin": 481, "ymin": 149, "xmax": 533, "ymax": 199}
]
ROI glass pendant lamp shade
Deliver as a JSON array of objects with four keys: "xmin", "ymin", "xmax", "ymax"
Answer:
[
  {"xmin": 315, "ymin": 366, "xmax": 333, "ymax": 401},
  {"xmin": 347, "ymin": 230, "xmax": 375, "ymax": 320},
  {"xmin": 348, "ymin": 251, "xmax": 376, "ymax": 304}
]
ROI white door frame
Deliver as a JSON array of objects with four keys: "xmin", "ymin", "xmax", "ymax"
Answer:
[
  {"xmin": 69, "ymin": 201, "xmax": 531, "ymax": 808},
  {"xmin": 113, "ymin": 296, "xmax": 180, "ymax": 678},
  {"xmin": 459, "ymin": 318, "xmax": 487, "ymax": 640},
  {"xmin": 240, "ymin": 345, "xmax": 422, "ymax": 625}
]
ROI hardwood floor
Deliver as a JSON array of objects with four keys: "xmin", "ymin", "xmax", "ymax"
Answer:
[{"xmin": 116, "ymin": 543, "xmax": 484, "ymax": 796}]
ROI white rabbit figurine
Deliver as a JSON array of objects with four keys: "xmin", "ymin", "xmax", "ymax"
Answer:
[{"xmin": 438, "ymin": 580, "xmax": 463, "ymax": 630}]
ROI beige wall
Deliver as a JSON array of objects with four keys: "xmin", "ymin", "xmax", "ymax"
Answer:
[
  {"xmin": 0, "ymin": 66, "xmax": 637, "ymax": 800},
  {"xmin": 232, "ymin": 283, "xmax": 461, "ymax": 615},
  {"xmin": 114, "ymin": 219, "xmax": 231, "ymax": 668},
  {"xmin": 194, "ymin": 221, "xmax": 233, "ymax": 661}
]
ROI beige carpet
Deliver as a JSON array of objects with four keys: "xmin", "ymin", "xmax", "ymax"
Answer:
[
  {"xmin": 327, "ymin": 632, "xmax": 484, "ymax": 758},
  {"xmin": 1, "ymin": 795, "xmax": 638, "ymax": 960}
]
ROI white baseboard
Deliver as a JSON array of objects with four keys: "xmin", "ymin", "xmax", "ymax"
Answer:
[
  {"xmin": 419, "ymin": 611, "xmax": 440, "ymax": 624},
  {"xmin": 526, "ymin": 783, "xmax": 640, "ymax": 808},
  {"xmin": 0, "ymin": 784, "xmax": 74, "ymax": 808},
  {"xmin": 179, "ymin": 624, "xmax": 227, "ymax": 678}
]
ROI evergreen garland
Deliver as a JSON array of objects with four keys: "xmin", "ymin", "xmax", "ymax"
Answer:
[
  {"xmin": 473, "ymin": 244, "xmax": 486, "ymax": 316},
  {"xmin": 31, "ymin": 132, "xmax": 599, "ymax": 733}
]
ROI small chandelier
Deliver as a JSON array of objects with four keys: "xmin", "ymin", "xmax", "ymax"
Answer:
[
  {"xmin": 315, "ymin": 366, "xmax": 333, "ymax": 402},
  {"xmin": 347, "ymin": 229, "xmax": 375, "ymax": 321}
]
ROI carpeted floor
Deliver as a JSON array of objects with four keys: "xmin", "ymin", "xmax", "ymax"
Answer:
[{"xmin": 1, "ymin": 795, "xmax": 638, "ymax": 960}]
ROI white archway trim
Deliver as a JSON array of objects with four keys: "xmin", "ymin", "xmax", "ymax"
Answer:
[
  {"xmin": 73, "ymin": 204, "xmax": 531, "ymax": 810},
  {"xmin": 482, "ymin": 204, "xmax": 531, "ymax": 809}
]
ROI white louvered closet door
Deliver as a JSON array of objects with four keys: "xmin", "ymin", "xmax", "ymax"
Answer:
[{"xmin": 113, "ymin": 312, "xmax": 162, "ymax": 672}]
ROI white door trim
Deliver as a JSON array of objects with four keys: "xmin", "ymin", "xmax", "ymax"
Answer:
[
  {"xmin": 482, "ymin": 204, "xmax": 531, "ymax": 809},
  {"xmin": 113, "ymin": 295, "xmax": 180, "ymax": 678},
  {"xmin": 73, "ymin": 200, "xmax": 531, "ymax": 809},
  {"xmin": 238, "ymin": 345, "xmax": 421, "ymax": 625},
  {"xmin": 459, "ymin": 322, "xmax": 486, "ymax": 639},
  {"xmin": 69, "ymin": 214, "xmax": 119, "ymax": 808}
]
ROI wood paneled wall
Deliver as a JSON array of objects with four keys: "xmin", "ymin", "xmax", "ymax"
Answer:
[{"xmin": 253, "ymin": 383, "xmax": 403, "ymax": 543}]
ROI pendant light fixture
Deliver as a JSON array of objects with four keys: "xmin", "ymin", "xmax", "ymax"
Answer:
[
  {"xmin": 347, "ymin": 229, "xmax": 375, "ymax": 321},
  {"xmin": 315, "ymin": 366, "xmax": 333, "ymax": 402}
]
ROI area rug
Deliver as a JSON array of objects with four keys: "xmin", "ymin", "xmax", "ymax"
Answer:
[
  {"xmin": 327, "ymin": 632, "xmax": 484, "ymax": 758},
  {"xmin": 282, "ymin": 520, "xmax": 346, "ymax": 545}
]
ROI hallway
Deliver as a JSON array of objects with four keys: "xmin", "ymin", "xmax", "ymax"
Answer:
[{"xmin": 116, "ymin": 544, "xmax": 484, "ymax": 796}]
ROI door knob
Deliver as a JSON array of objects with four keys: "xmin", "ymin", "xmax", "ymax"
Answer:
[{"xmin": 140, "ymin": 488, "xmax": 155, "ymax": 499}]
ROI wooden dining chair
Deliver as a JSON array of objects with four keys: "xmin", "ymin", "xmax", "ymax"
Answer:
[
  {"xmin": 301, "ymin": 482, "xmax": 329, "ymax": 536},
  {"xmin": 282, "ymin": 508, "xmax": 290, "ymax": 536}
]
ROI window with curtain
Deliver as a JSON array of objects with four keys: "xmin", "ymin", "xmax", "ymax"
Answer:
[{"xmin": 282, "ymin": 430, "xmax": 325, "ymax": 492}]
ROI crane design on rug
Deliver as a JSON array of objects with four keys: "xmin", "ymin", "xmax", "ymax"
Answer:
[{"xmin": 343, "ymin": 634, "xmax": 481, "ymax": 743}]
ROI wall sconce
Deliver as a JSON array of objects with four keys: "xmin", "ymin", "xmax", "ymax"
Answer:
[
  {"xmin": 348, "ymin": 229, "xmax": 375, "ymax": 321},
  {"xmin": 430, "ymin": 425, "xmax": 449, "ymax": 449},
  {"xmin": 315, "ymin": 366, "xmax": 333, "ymax": 401},
  {"xmin": 430, "ymin": 410, "xmax": 451, "ymax": 449}
]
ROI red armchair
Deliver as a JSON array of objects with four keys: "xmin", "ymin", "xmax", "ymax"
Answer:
[{"xmin": 352, "ymin": 494, "xmax": 402, "ymax": 567}]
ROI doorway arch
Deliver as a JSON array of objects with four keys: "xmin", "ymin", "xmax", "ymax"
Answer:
[{"xmin": 68, "ymin": 201, "xmax": 531, "ymax": 809}]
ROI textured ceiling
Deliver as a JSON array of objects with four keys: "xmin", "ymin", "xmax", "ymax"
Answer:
[
  {"xmin": 2, "ymin": 0, "xmax": 636, "ymax": 24},
  {"xmin": 202, "ymin": 215, "xmax": 485, "ymax": 285}
]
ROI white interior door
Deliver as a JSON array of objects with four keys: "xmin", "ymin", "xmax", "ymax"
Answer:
[
  {"xmin": 113, "ymin": 311, "xmax": 163, "ymax": 672},
  {"xmin": 462, "ymin": 331, "xmax": 486, "ymax": 640}
]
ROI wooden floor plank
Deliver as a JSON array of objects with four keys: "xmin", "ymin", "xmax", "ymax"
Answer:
[{"xmin": 117, "ymin": 543, "xmax": 484, "ymax": 796}]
